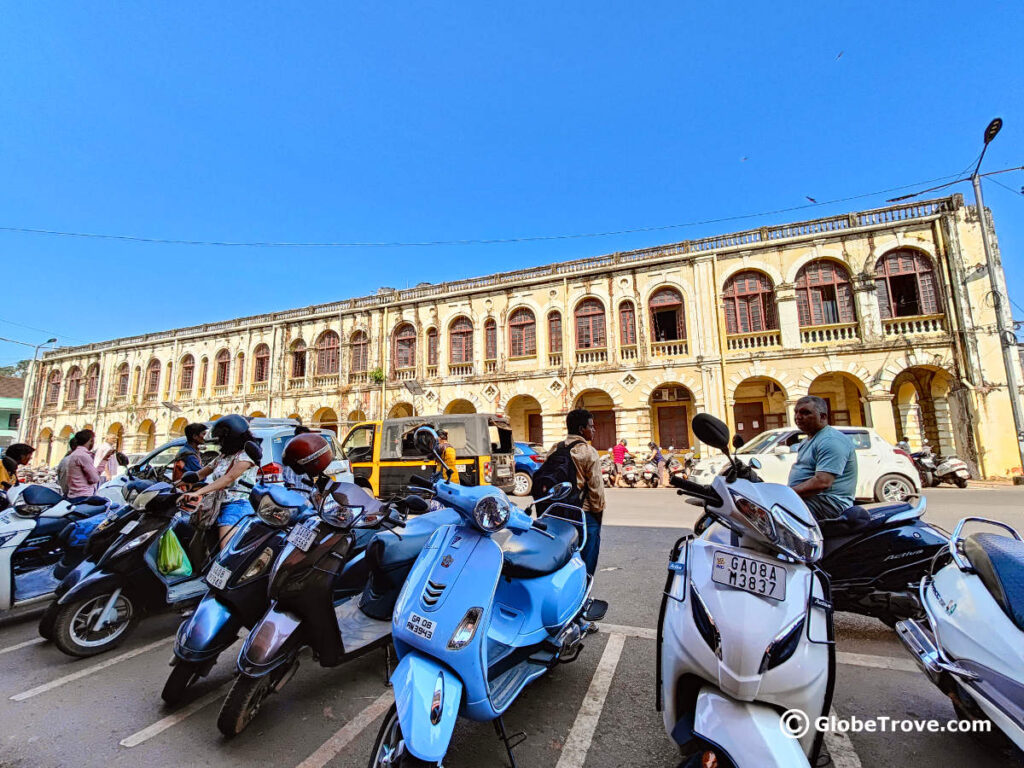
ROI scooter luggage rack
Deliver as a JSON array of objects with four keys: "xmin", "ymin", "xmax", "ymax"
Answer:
[
  {"xmin": 947, "ymin": 516, "xmax": 1022, "ymax": 572},
  {"xmin": 536, "ymin": 502, "xmax": 587, "ymax": 553}
]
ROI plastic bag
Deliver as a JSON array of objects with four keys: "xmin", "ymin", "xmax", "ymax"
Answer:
[{"xmin": 156, "ymin": 528, "xmax": 192, "ymax": 577}]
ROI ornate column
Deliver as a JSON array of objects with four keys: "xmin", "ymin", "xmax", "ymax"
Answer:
[{"xmin": 864, "ymin": 393, "xmax": 897, "ymax": 443}]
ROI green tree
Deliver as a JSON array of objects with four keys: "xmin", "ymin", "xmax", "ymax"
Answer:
[{"xmin": 0, "ymin": 360, "xmax": 30, "ymax": 378}]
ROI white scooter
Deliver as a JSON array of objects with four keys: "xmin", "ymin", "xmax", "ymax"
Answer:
[
  {"xmin": 0, "ymin": 486, "xmax": 110, "ymax": 612},
  {"xmin": 657, "ymin": 414, "xmax": 834, "ymax": 768},
  {"xmin": 896, "ymin": 517, "xmax": 1024, "ymax": 751}
]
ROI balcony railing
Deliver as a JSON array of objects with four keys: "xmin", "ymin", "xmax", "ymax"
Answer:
[
  {"xmin": 392, "ymin": 368, "xmax": 415, "ymax": 381},
  {"xmin": 213, "ymin": 385, "xmax": 229, "ymax": 396},
  {"xmin": 314, "ymin": 374, "xmax": 339, "ymax": 388},
  {"xmin": 288, "ymin": 377, "xmax": 307, "ymax": 389},
  {"xmin": 575, "ymin": 348, "xmax": 608, "ymax": 365},
  {"xmin": 548, "ymin": 353, "xmax": 563, "ymax": 367},
  {"xmin": 426, "ymin": 365, "xmax": 438, "ymax": 378},
  {"xmin": 800, "ymin": 323, "xmax": 859, "ymax": 345},
  {"xmin": 143, "ymin": 391, "xmax": 158, "ymax": 402},
  {"xmin": 176, "ymin": 389, "xmax": 192, "ymax": 400},
  {"xmin": 727, "ymin": 330, "xmax": 782, "ymax": 351},
  {"xmin": 252, "ymin": 381, "xmax": 269, "ymax": 393},
  {"xmin": 484, "ymin": 361, "xmax": 497, "ymax": 373},
  {"xmin": 883, "ymin": 314, "xmax": 945, "ymax": 337},
  {"xmin": 449, "ymin": 364, "xmax": 474, "ymax": 377},
  {"xmin": 620, "ymin": 345, "xmax": 638, "ymax": 361},
  {"xmin": 111, "ymin": 394, "xmax": 127, "ymax": 405},
  {"xmin": 651, "ymin": 340, "xmax": 688, "ymax": 358},
  {"xmin": 348, "ymin": 372, "xmax": 368, "ymax": 384}
]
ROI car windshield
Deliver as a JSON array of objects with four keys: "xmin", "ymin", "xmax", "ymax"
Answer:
[{"xmin": 735, "ymin": 431, "xmax": 786, "ymax": 454}]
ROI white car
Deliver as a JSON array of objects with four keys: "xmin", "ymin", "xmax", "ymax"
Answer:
[{"xmin": 689, "ymin": 426, "xmax": 920, "ymax": 503}]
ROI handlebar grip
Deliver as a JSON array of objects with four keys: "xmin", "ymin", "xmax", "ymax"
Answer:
[
  {"xmin": 533, "ymin": 520, "xmax": 548, "ymax": 531},
  {"xmin": 669, "ymin": 475, "xmax": 722, "ymax": 504}
]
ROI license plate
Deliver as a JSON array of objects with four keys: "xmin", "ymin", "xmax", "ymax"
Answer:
[
  {"xmin": 711, "ymin": 550, "xmax": 787, "ymax": 601},
  {"xmin": 496, "ymin": 467, "xmax": 511, "ymax": 476},
  {"xmin": 956, "ymin": 470, "xmax": 970, "ymax": 478},
  {"xmin": 120, "ymin": 519, "xmax": 139, "ymax": 535},
  {"xmin": 207, "ymin": 562, "xmax": 231, "ymax": 589},
  {"xmin": 288, "ymin": 525, "xmax": 317, "ymax": 552},
  {"xmin": 406, "ymin": 612, "xmax": 435, "ymax": 640}
]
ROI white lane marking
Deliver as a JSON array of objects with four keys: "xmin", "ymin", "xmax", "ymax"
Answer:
[
  {"xmin": 836, "ymin": 651, "xmax": 917, "ymax": 673},
  {"xmin": 120, "ymin": 682, "xmax": 229, "ymax": 747},
  {"xmin": 555, "ymin": 632, "xmax": 626, "ymax": 768},
  {"xmin": 295, "ymin": 690, "xmax": 395, "ymax": 768},
  {"xmin": 0, "ymin": 637, "xmax": 46, "ymax": 656},
  {"xmin": 10, "ymin": 637, "xmax": 173, "ymax": 701},
  {"xmin": 600, "ymin": 623, "xmax": 656, "ymax": 640},
  {"xmin": 824, "ymin": 708, "xmax": 863, "ymax": 768}
]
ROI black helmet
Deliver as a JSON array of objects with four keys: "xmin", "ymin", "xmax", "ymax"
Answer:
[{"xmin": 211, "ymin": 414, "xmax": 251, "ymax": 455}]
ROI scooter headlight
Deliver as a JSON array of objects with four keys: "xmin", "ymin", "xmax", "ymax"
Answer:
[
  {"xmin": 472, "ymin": 495, "xmax": 510, "ymax": 533},
  {"xmin": 256, "ymin": 495, "xmax": 299, "ymax": 527},
  {"xmin": 321, "ymin": 503, "xmax": 363, "ymax": 529},
  {"xmin": 112, "ymin": 529, "xmax": 158, "ymax": 558},
  {"xmin": 729, "ymin": 491, "xmax": 776, "ymax": 540}
]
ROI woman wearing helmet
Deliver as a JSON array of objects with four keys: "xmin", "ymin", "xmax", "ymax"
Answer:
[{"xmin": 181, "ymin": 414, "xmax": 259, "ymax": 547}]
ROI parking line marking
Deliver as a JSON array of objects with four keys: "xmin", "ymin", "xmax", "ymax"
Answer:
[
  {"xmin": 10, "ymin": 637, "xmax": 173, "ymax": 702},
  {"xmin": 600, "ymin": 623, "xmax": 656, "ymax": 640},
  {"xmin": 824, "ymin": 708, "xmax": 863, "ymax": 768},
  {"xmin": 836, "ymin": 651, "xmax": 917, "ymax": 673},
  {"xmin": 555, "ymin": 632, "xmax": 626, "ymax": 768},
  {"xmin": 0, "ymin": 637, "xmax": 46, "ymax": 656},
  {"xmin": 120, "ymin": 682, "xmax": 230, "ymax": 747},
  {"xmin": 295, "ymin": 690, "xmax": 395, "ymax": 768}
]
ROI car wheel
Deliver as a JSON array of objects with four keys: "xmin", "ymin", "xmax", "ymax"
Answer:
[
  {"xmin": 511, "ymin": 472, "xmax": 532, "ymax": 496},
  {"xmin": 874, "ymin": 474, "xmax": 914, "ymax": 503}
]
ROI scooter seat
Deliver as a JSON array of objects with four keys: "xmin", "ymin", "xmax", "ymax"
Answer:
[
  {"xmin": 72, "ymin": 496, "xmax": 109, "ymax": 507},
  {"xmin": 818, "ymin": 503, "xmax": 915, "ymax": 538},
  {"xmin": 964, "ymin": 533, "xmax": 1024, "ymax": 632},
  {"xmin": 499, "ymin": 518, "xmax": 578, "ymax": 579}
]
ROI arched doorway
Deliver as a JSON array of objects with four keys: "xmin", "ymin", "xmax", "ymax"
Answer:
[
  {"xmin": 287, "ymin": 413, "xmax": 302, "ymax": 422},
  {"xmin": 808, "ymin": 373, "xmax": 866, "ymax": 426},
  {"xmin": 348, "ymin": 409, "xmax": 367, "ymax": 424},
  {"xmin": 169, "ymin": 417, "xmax": 188, "ymax": 437},
  {"xmin": 574, "ymin": 389, "xmax": 616, "ymax": 450},
  {"xmin": 648, "ymin": 385, "xmax": 694, "ymax": 449},
  {"xmin": 106, "ymin": 423, "xmax": 124, "ymax": 452},
  {"xmin": 506, "ymin": 395, "xmax": 543, "ymax": 444},
  {"xmin": 249, "ymin": 411, "xmax": 267, "ymax": 418},
  {"xmin": 444, "ymin": 399, "xmax": 476, "ymax": 415},
  {"xmin": 37, "ymin": 428, "xmax": 54, "ymax": 466},
  {"xmin": 137, "ymin": 420, "xmax": 157, "ymax": 453},
  {"xmin": 388, "ymin": 402, "xmax": 414, "ymax": 418},
  {"xmin": 732, "ymin": 377, "xmax": 788, "ymax": 444},
  {"xmin": 890, "ymin": 367, "xmax": 956, "ymax": 454},
  {"xmin": 58, "ymin": 425, "xmax": 75, "ymax": 458},
  {"xmin": 312, "ymin": 407, "xmax": 339, "ymax": 434}
]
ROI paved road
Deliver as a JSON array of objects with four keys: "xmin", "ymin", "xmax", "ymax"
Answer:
[{"xmin": 1, "ymin": 487, "xmax": 1021, "ymax": 767}]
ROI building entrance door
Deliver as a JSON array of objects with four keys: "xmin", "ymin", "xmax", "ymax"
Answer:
[
  {"xmin": 527, "ymin": 413, "xmax": 543, "ymax": 445},
  {"xmin": 592, "ymin": 410, "xmax": 617, "ymax": 451},
  {"xmin": 657, "ymin": 405, "xmax": 689, "ymax": 448},
  {"xmin": 733, "ymin": 402, "xmax": 766, "ymax": 445}
]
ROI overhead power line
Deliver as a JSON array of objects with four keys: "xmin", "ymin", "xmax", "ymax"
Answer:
[{"xmin": 0, "ymin": 169, "xmax": 1006, "ymax": 250}]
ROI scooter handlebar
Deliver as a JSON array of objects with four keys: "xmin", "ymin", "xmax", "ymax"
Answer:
[{"xmin": 669, "ymin": 475, "xmax": 723, "ymax": 506}]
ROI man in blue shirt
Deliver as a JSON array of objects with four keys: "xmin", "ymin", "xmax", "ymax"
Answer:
[
  {"xmin": 787, "ymin": 396, "xmax": 857, "ymax": 521},
  {"xmin": 172, "ymin": 423, "xmax": 208, "ymax": 482}
]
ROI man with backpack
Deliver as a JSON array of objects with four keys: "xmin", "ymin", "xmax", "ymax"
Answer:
[{"xmin": 532, "ymin": 408, "xmax": 605, "ymax": 576}]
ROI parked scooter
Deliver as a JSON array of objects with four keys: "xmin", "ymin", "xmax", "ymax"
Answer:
[
  {"xmin": 896, "ymin": 517, "xmax": 1024, "ymax": 751},
  {"xmin": 621, "ymin": 453, "xmax": 640, "ymax": 487},
  {"xmin": 933, "ymin": 455, "xmax": 971, "ymax": 488},
  {"xmin": 0, "ymin": 485, "xmax": 113, "ymax": 613},
  {"xmin": 659, "ymin": 414, "xmax": 833, "ymax": 768},
  {"xmin": 911, "ymin": 444, "xmax": 938, "ymax": 487},
  {"xmin": 641, "ymin": 457, "xmax": 661, "ymax": 488},
  {"xmin": 220, "ymin": 462, "xmax": 460, "ymax": 736},
  {"xmin": 368, "ymin": 426, "xmax": 607, "ymax": 768},
  {"xmin": 600, "ymin": 455, "xmax": 615, "ymax": 488}
]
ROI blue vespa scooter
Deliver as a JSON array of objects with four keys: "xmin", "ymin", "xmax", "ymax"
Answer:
[{"xmin": 368, "ymin": 426, "xmax": 608, "ymax": 767}]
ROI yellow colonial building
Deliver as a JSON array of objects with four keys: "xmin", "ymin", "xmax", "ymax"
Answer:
[{"xmin": 23, "ymin": 195, "xmax": 1023, "ymax": 478}]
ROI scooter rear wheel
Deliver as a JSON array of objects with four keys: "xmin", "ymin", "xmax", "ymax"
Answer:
[{"xmin": 367, "ymin": 703, "xmax": 439, "ymax": 768}]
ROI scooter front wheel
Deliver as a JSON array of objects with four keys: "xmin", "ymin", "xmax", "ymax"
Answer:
[
  {"xmin": 368, "ymin": 703, "xmax": 439, "ymax": 768},
  {"xmin": 161, "ymin": 661, "xmax": 204, "ymax": 706},
  {"xmin": 53, "ymin": 591, "xmax": 137, "ymax": 657}
]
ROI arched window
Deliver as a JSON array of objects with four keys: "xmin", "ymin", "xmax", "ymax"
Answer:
[
  {"xmin": 393, "ymin": 324, "xmax": 416, "ymax": 370},
  {"xmin": 484, "ymin": 319, "xmax": 497, "ymax": 360},
  {"xmin": 649, "ymin": 288, "xmax": 685, "ymax": 341},
  {"xmin": 116, "ymin": 364, "xmax": 130, "ymax": 397},
  {"xmin": 548, "ymin": 311, "xmax": 563, "ymax": 354},
  {"xmin": 426, "ymin": 328, "xmax": 439, "ymax": 367},
  {"xmin": 795, "ymin": 260, "xmax": 856, "ymax": 326},
  {"xmin": 46, "ymin": 370, "xmax": 62, "ymax": 405},
  {"xmin": 508, "ymin": 308, "xmax": 536, "ymax": 358},
  {"xmin": 144, "ymin": 359, "xmax": 161, "ymax": 397},
  {"xmin": 84, "ymin": 364, "xmax": 99, "ymax": 402},
  {"xmin": 574, "ymin": 299, "xmax": 607, "ymax": 350},
  {"xmin": 723, "ymin": 271, "xmax": 777, "ymax": 334},
  {"xmin": 253, "ymin": 344, "xmax": 270, "ymax": 383},
  {"xmin": 65, "ymin": 367, "xmax": 82, "ymax": 404},
  {"xmin": 449, "ymin": 317, "xmax": 474, "ymax": 364},
  {"xmin": 290, "ymin": 340, "xmax": 306, "ymax": 379},
  {"xmin": 875, "ymin": 250, "xmax": 940, "ymax": 319},
  {"xmin": 350, "ymin": 331, "xmax": 369, "ymax": 373},
  {"xmin": 619, "ymin": 301, "xmax": 637, "ymax": 346},
  {"xmin": 179, "ymin": 355, "xmax": 195, "ymax": 393},
  {"xmin": 215, "ymin": 350, "xmax": 231, "ymax": 387},
  {"xmin": 316, "ymin": 331, "xmax": 340, "ymax": 375}
]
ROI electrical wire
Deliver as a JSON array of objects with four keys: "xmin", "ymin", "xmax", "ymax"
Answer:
[
  {"xmin": 987, "ymin": 175, "xmax": 1023, "ymax": 198},
  {"xmin": 0, "ymin": 171, "xmax": 974, "ymax": 250},
  {"xmin": 0, "ymin": 317, "xmax": 83, "ymax": 344}
]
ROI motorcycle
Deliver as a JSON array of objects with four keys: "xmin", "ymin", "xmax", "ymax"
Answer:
[
  {"xmin": 896, "ymin": 517, "xmax": 1024, "ymax": 751},
  {"xmin": 911, "ymin": 445, "xmax": 938, "ymax": 488},
  {"xmin": 621, "ymin": 453, "xmax": 640, "ymax": 487},
  {"xmin": 658, "ymin": 414, "xmax": 833, "ymax": 768},
  {"xmin": 219, "ymin": 481, "xmax": 459, "ymax": 736},
  {"xmin": 0, "ymin": 485, "xmax": 114, "ymax": 613},
  {"xmin": 600, "ymin": 455, "xmax": 615, "ymax": 488},
  {"xmin": 368, "ymin": 426, "xmax": 607, "ymax": 768}
]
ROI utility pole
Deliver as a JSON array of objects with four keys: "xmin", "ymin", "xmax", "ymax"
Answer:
[{"xmin": 971, "ymin": 118, "xmax": 1024, "ymax": 472}]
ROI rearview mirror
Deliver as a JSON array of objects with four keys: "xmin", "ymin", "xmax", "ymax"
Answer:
[
  {"xmin": 692, "ymin": 414, "xmax": 731, "ymax": 452},
  {"xmin": 732, "ymin": 434, "xmax": 745, "ymax": 449},
  {"xmin": 403, "ymin": 494, "xmax": 430, "ymax": 515},
  {"xmin": 748, "ymin": 458, "xmax": 762, "ymax": 470},
  {"xmin": 414, "ymin": 426, "xmax": 440, "ymax": 455},
  {"xmin": 244, "ymin": 440, "xmax": 263, "ymax": 465},
  {"xmin": 547, "ymin": 481, "xmax": 573, "ymax": 501}
]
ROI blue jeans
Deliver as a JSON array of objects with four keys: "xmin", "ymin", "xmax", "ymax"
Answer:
[
  {"xmin": 216, "ymin": 499, "xmax": 250, "ymax": 527},
  {"xmin": 580, "ymin": 512, "xmax": 602, "ymax": 576}
]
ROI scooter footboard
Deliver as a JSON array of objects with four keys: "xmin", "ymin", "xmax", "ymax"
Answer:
[
  {"xmin": 691, "ymin": 687, "xmax": 809, "ymax": 768},
  {"xmin": 393, "ymin": 652, "xmax": 463, "ymax": 764}
]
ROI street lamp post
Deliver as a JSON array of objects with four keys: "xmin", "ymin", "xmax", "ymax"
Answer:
[
  {"xmin": 9, "ymin": 336, "xmax": 58, "ymax": 443},
  {"xmin": 970, "ymin": 118, "xmax": 1024, "ymax": 471}
]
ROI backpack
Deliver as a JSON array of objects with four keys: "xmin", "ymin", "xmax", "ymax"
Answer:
[{"xmin": 531, "ymin": 441, "xmax": 586, "ymax": 516}]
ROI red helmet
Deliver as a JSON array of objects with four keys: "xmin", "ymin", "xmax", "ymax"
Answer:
[{"xmin": 282, "ymin": 433, "xmax": 333, "ymax": 477}]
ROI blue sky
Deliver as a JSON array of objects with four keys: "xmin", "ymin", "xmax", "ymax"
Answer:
[{"xmin": 1, "ymin": 2, "xmax": 1021, "ymax": 365}]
